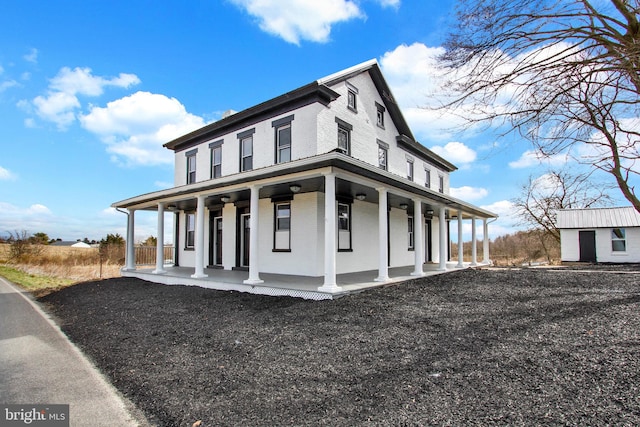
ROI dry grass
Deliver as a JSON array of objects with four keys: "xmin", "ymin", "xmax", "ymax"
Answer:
[{"xmin": 0, "ymin": 243, "xmax": 123, "ymax": 284}]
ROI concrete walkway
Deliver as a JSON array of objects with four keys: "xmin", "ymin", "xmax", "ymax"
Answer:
[{"xmin": 0, "ymin": 276, "xmax": 149, "ymax": 427}]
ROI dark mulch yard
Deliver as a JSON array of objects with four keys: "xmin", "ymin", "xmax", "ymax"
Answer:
[{"xmin": 40, "ymin": 267, "xmax": 640, "ymax": 426}]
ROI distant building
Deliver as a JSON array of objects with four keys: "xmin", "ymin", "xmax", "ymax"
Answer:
[
  {"xmin": 556, "ymin": 206, "xmax": 640, "ymax": 263},
  {"xmin": 50, "ymin": 241, "xmax": 92, "ymax": 249}
]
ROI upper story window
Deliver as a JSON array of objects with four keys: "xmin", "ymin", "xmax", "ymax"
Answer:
[
  {"xmin": 375, "ymin": 102, "xmax": 385, "ymax": 128},
  {"xmin": 335, "ymin": 117, "xmax": 352, "ymax": 155},
  {"xmin": 612, "ymin": 228, "xmax": 626, "ymax": 251},
  {"xmin": 237, "ymin": 128, "xmax": 255, "ymax": 172},
  {"xmin": 209, "ymin": 140, "xmax": 223, "ymax": 179},
  {"xmin": 407, "ymin": 158, "xmax": 414, "ymax": 181},
  {"xmin": 186, "ymin": 149, "xmax": 197, "ymax": 184},
  {"xmin": 439, "ymin": 175, "xmax": 444, "ymax": 193},
  {"xmin": 378, "ymin": 144, "xmax": 388, "ymax": 170},
  {"xmin": 425, "ymin": 168, "xmax": 431, "ymax": 188},
  {"xmin": 273, "ymin": 115, "xmax": 294, "ymax": 164},
  {"xmin": 348, "ymin": 90, "xmax": 357, "ymax": 111}
]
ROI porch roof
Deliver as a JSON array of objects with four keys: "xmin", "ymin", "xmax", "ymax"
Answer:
[{"xmin": 112, "ymin": 152, "xmax": 497, "ymax": 219}]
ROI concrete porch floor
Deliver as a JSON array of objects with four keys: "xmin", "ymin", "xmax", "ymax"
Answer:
[{"xmin": 121, "ymin": 262, "xmax": 486, "ymax": 300}]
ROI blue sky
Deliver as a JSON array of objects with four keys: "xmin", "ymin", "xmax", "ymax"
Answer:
[{"xmin": 0, "ymin": 0, "xmax": 623, "ymax": 242}]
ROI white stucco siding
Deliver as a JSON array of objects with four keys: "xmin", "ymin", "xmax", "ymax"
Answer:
[
  {"xmin": 560, "ymin": 229, "xmax": 580, "ymax": 262},
  {"xmin": 389, "ymin": 207, "xmax": 415, "ymax": 268},
  {"xmin": 258, "ymin": 192, "xmax": 324, "ymax": 276},
  {"xmin": 336, "ymin": 199, "xmax": 380, "ymax": 274}
]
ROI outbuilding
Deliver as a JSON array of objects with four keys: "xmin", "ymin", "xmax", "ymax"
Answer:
[{"xmin": 556, "ymin": 206, "xmax": 640, "ymax": 263}]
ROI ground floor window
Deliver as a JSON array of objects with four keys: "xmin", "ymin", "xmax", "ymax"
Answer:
[
  {"xmin": 274, "ymin": 202, "xmax": 291, "ymax": 251},
  {"xmin": 612, "ymin": 228, "xmax": 626, "ymax": 251},
  {"xmin": 185, "ymin": 212, "xmax": 195, "ymax": 249},
  {"xmin": 408, "ymin": 215, "xmax": 414, "ymax": 250},
  {"xmin": 338, "ymin": 201, "xmax": 352, "ymax": 251}
]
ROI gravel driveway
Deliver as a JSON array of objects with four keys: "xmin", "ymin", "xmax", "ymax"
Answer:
[{"xmin": 40, "ymin": 267, "xmax": 640, "ymax": 426}]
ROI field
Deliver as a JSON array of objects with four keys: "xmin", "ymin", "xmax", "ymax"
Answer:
[
  {"xmin": 0, "ymin": 243, "xmax": 122, "ymax": 295},
  {"xmin": 41, "ymin": 267, "xmax": 640, "ymax": 426}
]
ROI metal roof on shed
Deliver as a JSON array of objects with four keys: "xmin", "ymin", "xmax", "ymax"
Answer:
[{"xmin": 556, "ymin": 207, "xmax": 640, "ymax": 229}]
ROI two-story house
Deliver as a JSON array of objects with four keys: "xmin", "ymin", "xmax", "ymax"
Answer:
[{"xmin": 112, "ymin": 59, "xmax": 497, "ymax": 299}]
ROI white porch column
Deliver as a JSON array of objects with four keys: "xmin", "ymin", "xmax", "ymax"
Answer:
[
  {"xmin": 124, "ymin": 209, "xmax": 136, "ymax": 271},
  {"xmin": 471, "ymin": 216, "xmax": 478, "ymax": 266},
  {"xmin": 191, "ymin": 195, "xmax": 208, "ymax": 279},
  {"xmin": 319, "ymin": 172, "xmax": 342, "ymax": 292},
  {"xmin": 457, "ymin": 209, "xmax": 464, "ymax": 268},
  {"xmin": 438, "ymin": 207, "xmax": 447, "ymax": 271},
  {"xmin": 153, "ymin": 202, "xmax": 166, "ymax": 274},
  {"xmin": 412, "ymin": 198, "xmax": 424, "ymax": 276},
  {"xmin": 244, "ymin": 185, "xmax": 264, "ymax": 285},
  {"xmin": 375, "ymin": 187, "xmax": 389, "ymax": 282},
  {"xmin": 483, "ymin": 218, "xmax": 491, "ymax": 264}
]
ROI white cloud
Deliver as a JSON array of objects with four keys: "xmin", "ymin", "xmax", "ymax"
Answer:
[
  {"xmin": 0, "ymin": 202, "xmax": 54, "ymax": 235},
  {"xmin": 509, "ymin": 149, "xmax": 568, "ymax": 169},
  {"xmin": 23, "ymin": 48, "xmax": 38, "ymax": 63},
  {"xmin": 30, "ymin": 67, "xmax": 140, "ymax": 130},
  {"xmin": 0, "ymin": 166, "xmax": 16, "ymax": 180},
  {"xmin": 230, "ymin": 0, "xmax": 363, "ymax": 45},
  {"xmin": 50, "ymin": 66, "xmax": 139, "ymax": 97},
  {"xmin": 33, "ymin": 91, "xmax": 80, "ymax": 129},
  {"xmin": 375, "ymin": 0, "xmax": 400, "ymax": 7},
  {"xmin": 450, "ymin": 186, "xmax": 488, "ymax": 201},
  {"xmin": 0, "ymin": 79, "xmax": 18, "ymax": 92},
  {"xmin": 430, "ymin": 141, "xmax": 477, "ymax": 165},
  {"xmin": 80, "ymin": 91, "xmax": 207, "ymax": 166}
]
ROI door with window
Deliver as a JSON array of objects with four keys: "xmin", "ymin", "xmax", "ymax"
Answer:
[
  {"xmin": 209, "ymin": 212, "xmax": 223, "ymax": 267},
  {"xmin": 241, "ymin": 213, "xmax": 250, "ymax": 267}
]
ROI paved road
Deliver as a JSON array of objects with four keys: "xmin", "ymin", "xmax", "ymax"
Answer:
[{"xmin": 0, "ymin": 276, "xmax": 149, "ymax": 426}]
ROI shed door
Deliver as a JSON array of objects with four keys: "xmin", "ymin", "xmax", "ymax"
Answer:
[{"xmin": 579, "ymin": 230, "xmax": 596, "ymax": 262}]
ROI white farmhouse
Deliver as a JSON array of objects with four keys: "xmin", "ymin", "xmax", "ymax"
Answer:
[
  {"xmin": 112, "ymin": 60, "xmax": 497, "ymax": 299},
  {"xmin": 556, "ymin": 206, "xmax": 640, "ymax": 263}
]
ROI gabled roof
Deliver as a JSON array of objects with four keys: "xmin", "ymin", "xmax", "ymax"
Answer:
[
  {"xmin": 318, "ymin": 59, "xmax": 456, "ymax": 172},
  {"xmin": 556, "ymin": 206, "xmax": 640, "ymax": 228},
  {"xmin": 163, "ymin": 59, "xmax": 456, "ymax": 172}
]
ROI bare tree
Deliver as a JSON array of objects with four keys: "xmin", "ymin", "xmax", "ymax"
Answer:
[
  {"xmin": 437, "ymin": 0, "xmax": 640, "ymax": 211},
  {"xmin": 512, "ymin": 169, "xmax": 613, "ymax": 242}
]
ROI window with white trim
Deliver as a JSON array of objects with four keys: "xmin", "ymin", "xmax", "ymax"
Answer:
[
  {"xmin": 612, "ymin": 228, "xmax": 626, "ymax": 251},
  {"xmin": 376, "ymin": 102, "xmax": 385, "ymax": 128},
  {"xmin": 348, "ymin": 89, "xmax": 357, "ymax": 112},
  {"xmin": 438, "ymin": 175, "xmax": 444, "ymax": 193},
  {"xmin": 276, "ymin": 124, "xmax": 291, "ymax": 163},
  {"xmin": 335, "ymin": 118, "xmax": 352, "ymax": 155},
  {"xmin": 425, "ymin": 168, "xmax": 431, "ymax": 188}
]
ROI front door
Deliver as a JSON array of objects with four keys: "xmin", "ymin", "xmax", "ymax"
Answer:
[
  {"xmin": 425, "ymin": 219, "xmax": 432, "ymax": 262},
  {"xmin": 209, "ymin": 211, "xmax": 223, "ymax": 267},
  {"xmin": 241, "ymin": 213, "xmax": 250, "ymax": 267},
  {"xmin": 579, "ymin": 230, "xmax": 596, "ymax": 262}
]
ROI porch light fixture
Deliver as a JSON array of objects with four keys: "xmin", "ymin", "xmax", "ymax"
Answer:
[
  {"xmin": 399, "ymin": 203, "xmax": 408, "ymax": 210},
  {"xmin": 220, "ymin": 196, "xmax": 231, "ymax": 203},
  {"xmin": 289, "ymin": 184, "xmax": 302, "ymax": 193},
  {"xmin": 426, "ymin": 209, "xmax": 434, "ymax": 216},
  {"xmin": 166, "ymin": 204, "xmax": 177, "ymax": 211},
  {"xmin": 355, "ymin": 193, "xmax": 366, "ymax": 201}
]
